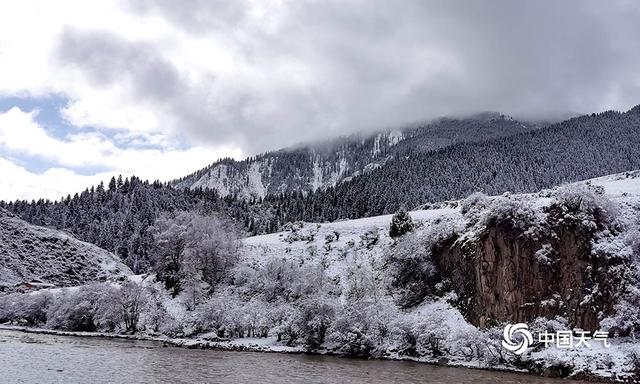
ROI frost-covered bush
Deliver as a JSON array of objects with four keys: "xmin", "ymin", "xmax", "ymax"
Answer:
[
  {"xmin": 105, "ymin": 282, "xmax": 148, "ymax": 333},
  {"xmin": 282, "ymin": 221, "xmax": 305, "ymax": 232},
  {"xmin": 327, "ymin": 263, "xmax": 397, "ymax": 357},
  {"xmin": 529, "ymin": 316, "xmax": 568, "ymax": 335},
  {"xmin": 46, "ymin": 284, "xmax": 115, "ymax": 331},
  {"xmin": 272, "ymin": 305, "xmax": 302, "ymax": 345},
  {"xmin": 66, "ymin": 281, "xmax": 148, "ymax": 334},
  {"xmin": 284, "ymin": 230, "xmax": 316, "ymax": 243},
  {"xmin": 326, "ymin": 308, "xmax": 378, "ymax": 357},
  {"xmin": 194, "ymin": 292, "xmax": 281, "ymax": 338},
  {"xmin": 481, "ymin": 326, "xmax": 510, "ymax": 365},
  {"xmin": 142, "ymin": 283, "xmax": 176, "ymax": 334},
  {"xmin": 263, "ymin": 303, "xmax": 296, "ymax": 341},
  {"xmin": 601, "ymin": 284, "xmax": 640, "ymax": 335},
  {"xmin": 294, "ymin": 297, "xmax": 337, "ymax": 349},
  {"xmin": 447, "ymin": 326, "xmax": 488, "ymax": 361},
  {"xmin": 149, "ymin": 211, "xmax": 238, "ymax": 294},
  {"xmin": 243, "ymin": 298, "xmax": 272, "ymax": 338},
  {"xmin": 273, "ymin": 303, "xmax": 324, "ymax": 347},
  {"xmin": 359, "ymin": 228, "xmax": 379, "ymax": 248},
  {"xmin": 194, "ymin": 293, "xmax": 230, "ymax": 336},
  {"xmin": 534, "ymin": 244, "xmax": 556, "ymax": 265},
  {"xmin": 481, "ymin": 197, "xmax": 540, "ymax": 231},
  {"xmin": 41, "ymin": 283, "xmax": 148, "ymax": 333},
  {"xmin": 0, "ymin": 291, "xmax": 53, "ymax": 326},
  {"xmin": 626, "ymin": 351, "xmax": 640, "ymax": 377},
  {"xmin": 551, "ymin": 184, "xmax": 618, "ymax": 226},
  {"xmin": 461, "ymin": 192, "xmax": 491, "ymax": 215},
  {"xmin": 413, "ymin": 318, "xmax": 449, "ymax": 356},
  {"xmin": 389, "ymin": 300, "xmax": 479, "ymax": 359},
  {"xmin": 385, "ymin": 232, "xmax": 439, "ymax": 308},
  {"xmin": 233, "ymin": 259, "xmax": 303, "ymax": 302},
  {"xmin": 218, "ymin": 296, "xmax": 251, "ymax": 338},
  {"xmin": 462, "ymin": 192, "xmax": 546, "ymax": 237},
  {"xmin": 390, "ymin": 316, "xmax": 419, "ymax": 356}
]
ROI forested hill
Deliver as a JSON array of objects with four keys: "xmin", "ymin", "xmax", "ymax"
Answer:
[
  {"xmin": 261, "ymin": 105, "xmax": 640, "ymax": 223},
  {"xmin": 172, "ymin": 112, "xmax": 538, "ymax": 199},
  {"xmin": 0, "ymin": 177, "xmax": 257, "ymax": 273}
]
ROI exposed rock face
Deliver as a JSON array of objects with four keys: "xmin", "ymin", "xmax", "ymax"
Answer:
[{"xmin": 433, "ymin": 208, "xmax": 625, "ymax": 331}]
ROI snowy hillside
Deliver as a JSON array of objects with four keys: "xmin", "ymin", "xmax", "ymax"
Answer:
[
  {"xmin": 230, "ymin": 170, "xmax": 640, "ymax": 380},
  {"xmin": 242, "ymin": 168, "xmax": 640, "ymax": 266},
  {"xmin": 173, "ymin": 113, "xmax": 535, "ymax": 199},
  {"xmin": 241, "ymin": 206, "xmax": 459, "ymax": 274},
  {"xmin": 0, "ymin": 209, "xmax": 132, "ymax": 292},
  {"xmin": 173, "ymin": 131, "xmax": 406, "ymax": 199},
  {"xmin": 238, "ymin": 168, "xmax": 640, "ymax": 302},
  {"xmin": 584, "ymin": 169, "xmax": 640, "ymax": 196}
]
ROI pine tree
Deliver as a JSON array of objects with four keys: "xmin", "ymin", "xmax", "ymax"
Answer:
[
  {"xmin": 389, "ymin": 208, "xmax": 414, "ymax": 238},
  {"xmin": 108, "ymin": 176, "xmax": 117, "ymax": 191}
]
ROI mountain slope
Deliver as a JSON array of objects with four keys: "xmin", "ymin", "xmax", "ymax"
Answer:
[
  {"xmin": 0, "ymin": 209, "xmax": 132, "ymax": 292},
  {"xmin": 269, "ymin": 105, "xmax": 640, "ymax": 223},
  {"xmin": 173, "ymin": 113, "xmax": 537, "ymax": 199}
]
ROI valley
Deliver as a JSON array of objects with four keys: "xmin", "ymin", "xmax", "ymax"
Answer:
[{"xmin": 2, "ymin": 107, "xmax": 640, "ymax": 382}]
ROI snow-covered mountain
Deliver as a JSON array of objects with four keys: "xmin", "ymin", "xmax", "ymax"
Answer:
[
  {"xmin": 173, "ymin": 113, "xmax": 536, "ymax": 199},
  {"xmin": 0, "ymin": 209, "xmax": 132, "ymax": 292}
]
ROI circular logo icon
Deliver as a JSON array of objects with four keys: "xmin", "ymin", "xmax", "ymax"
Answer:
[{"xmin": 502, "ymin": 323, "xmax": 533, "ymax": 355}]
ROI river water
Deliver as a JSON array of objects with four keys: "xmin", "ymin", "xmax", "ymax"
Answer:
[{"xmin": 0, "ymin": 329, "xmax": 594, "ymax": 383}]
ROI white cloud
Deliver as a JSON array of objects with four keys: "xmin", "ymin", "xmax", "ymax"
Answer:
[
  {"xmin": 0, "ymin": 157, "xmax": 111, "ymax": 201},
  {"xmin": 1, "ymin": 0, "xmax": 640, "ymax": 200},
  {"xmin": 0, "ymin": 107, "xmax": 242, "ymax": 200},
  {"xmin": 1, "ymin": 0, "xmax": 638, "ymax": 155}
]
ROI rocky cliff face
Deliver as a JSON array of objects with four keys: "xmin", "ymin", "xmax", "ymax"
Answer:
[{"xmin": 432, "ymin": 200, "xmax": 627, "ymax": 332}]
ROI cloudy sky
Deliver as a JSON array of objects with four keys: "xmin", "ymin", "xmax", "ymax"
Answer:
[{"xmin": 1, "ymin": 0, "xmax": 640, "ymax": 201}]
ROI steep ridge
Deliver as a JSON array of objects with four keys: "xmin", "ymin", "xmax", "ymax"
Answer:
[
  {"xmin": 173, "ymin": 113, "xmax": 536, "ymax": 199},
  {"xmin": 0, "ymin": 209, "xmax": 132, "ymax": 292}
]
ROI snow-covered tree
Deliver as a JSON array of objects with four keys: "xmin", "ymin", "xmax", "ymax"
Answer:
[
  {"xmin": 150, "ymin": 211, "xmax": 238, "ymax": 294},
  {"xmin": 389, "ymin": 208, "xmax": 414, "ymax": 238}
]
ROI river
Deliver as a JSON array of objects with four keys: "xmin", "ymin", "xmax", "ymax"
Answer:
[{"xmin": 0, "ymin": 329, "xmax": 595, "ymax": 383}]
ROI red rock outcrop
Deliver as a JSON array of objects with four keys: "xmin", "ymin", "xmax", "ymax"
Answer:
[{"xmin": 433, "ymin": 207, "xmax": 625, "ymax": 331}]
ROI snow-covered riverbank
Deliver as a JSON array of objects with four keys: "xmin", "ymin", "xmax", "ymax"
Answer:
[{"xmin": 1, "ymin": 324, "xmax": 631, "ymax": 383}]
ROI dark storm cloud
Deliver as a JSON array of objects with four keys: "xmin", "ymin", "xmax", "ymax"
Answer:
[{"xmin": 57, "ymin": 0, "xmax": 640, "ymax": 154}]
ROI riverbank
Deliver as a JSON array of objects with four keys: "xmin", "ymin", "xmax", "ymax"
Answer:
[
  {"xmin": 1, "ymin": 327, "xmax": 604, "ymax": 384},
  {"xmin": 0, "ymin": 324, "xmax": 619, "ymax": 383}
]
